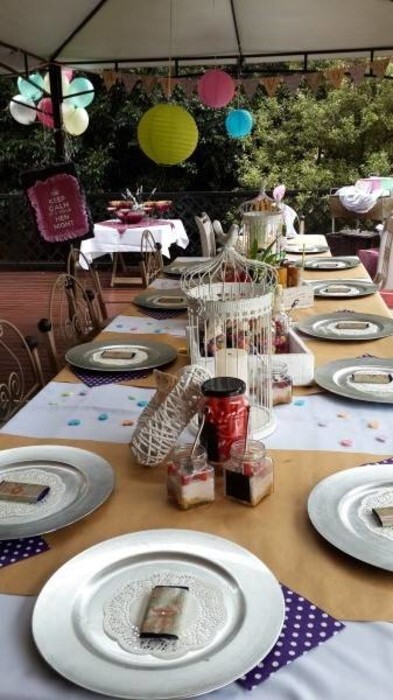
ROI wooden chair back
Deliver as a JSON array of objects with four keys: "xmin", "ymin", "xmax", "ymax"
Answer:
[
  {"xmin": 66, "ymin": 246, "xmax": 108, "ymax": 325},
  {"xmin": 140, "ymin": 229, "xmax": 163, "ymax": 287},
  {"xmin": 0, "ymin": 319, "xmax": 44, "ymax": 424},
  {"xmin": 195, "ymin": 212, "xmax": 216, "ymax": 257},
  {"xmin": 38, "ymin": 273, "xmax": 101, "ymax": 375}
]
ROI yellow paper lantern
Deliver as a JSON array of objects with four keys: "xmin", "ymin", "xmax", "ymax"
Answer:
[{"xmin": 137, "ymin": 104, "xmax": 198, "ymax": 165}]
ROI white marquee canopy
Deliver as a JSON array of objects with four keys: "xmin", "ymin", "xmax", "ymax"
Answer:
[{"xmin": 1, "ymin": 0, "xmax": 393, "ymax": 75}]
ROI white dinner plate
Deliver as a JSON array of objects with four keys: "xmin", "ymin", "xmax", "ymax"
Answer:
[{"xmin": 32, "ymin": 529, "xmax": 285, "ymax": 700}]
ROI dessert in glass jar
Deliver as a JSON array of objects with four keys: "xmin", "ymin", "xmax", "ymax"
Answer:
[
  {"xmin": 224, "ymin": 439, "xmax": 274, "ymax": 506},
  {"xmin": 167, "ymin": 444, "xmax": 214, "ymax": 510}
]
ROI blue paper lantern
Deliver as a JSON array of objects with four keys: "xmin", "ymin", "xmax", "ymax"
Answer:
[{"xmin": 225, "ymin": 109, "xmax": 253, "ymax": 138}]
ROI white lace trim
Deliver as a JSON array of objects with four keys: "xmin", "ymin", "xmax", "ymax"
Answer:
[
  {"xmin": 358, "ymin": 488, "xmax": 393, "ymax": 541},
  {"xmin": 0, "ymin": 468, "xmax": 66, "ymax": 520},
  {"xmin": 103, "ymin": 570, "xmax": 227, "ymax": 658}
]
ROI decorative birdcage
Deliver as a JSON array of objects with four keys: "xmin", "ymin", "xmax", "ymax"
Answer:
[
  {"xmin": 181, "ymin": 246, "xmax": 278, "ymax": 438},
  {"xmin": 240, "ymin": 189, "xmax": 284, "ymax": 257}
]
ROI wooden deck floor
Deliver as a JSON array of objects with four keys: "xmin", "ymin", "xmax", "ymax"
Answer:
[{"xmin": 0, "ymin": 270, "xmax": 139, "ymax": 382}]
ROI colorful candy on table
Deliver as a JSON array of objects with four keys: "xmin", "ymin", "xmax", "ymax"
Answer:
[{"xmin": 223, "ymin": 439, "xmax": 274, "ymax": 507}]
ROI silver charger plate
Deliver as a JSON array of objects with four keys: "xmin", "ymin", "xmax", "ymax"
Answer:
[
  {"xmin": 309, "ymin": 279, "xmax": 378, "ymax": 298},
  {"xmin": 0, "ymin": 445, "xmax": 114, "ymax": 539},
  {"xmin": 65, "ymin": 340, "xmax": 177, "ymax": 372},
  {"xmin": 296, "ymin": 311, "xmax": 393, "ymax": 341},
  {"xmin": 308, "ymin": 462, "xmax": 393, "ymax": 571},
  {"xmin": 284, "ymin": 243, "xmax": 329, "ymax": 254},
  {"xmin": 314, "ymin": 357, "xmax": 393, "ymax": 403},
  {"xmin": 32, "ymin": 529, "xmax": 285, "ymax": 700},
  {"xmin": 134, "ymin": 288, "xmax": 188, "ymax": 310},
  {"xmin": 303, "ymin": 256, "xmax": 360, "ymax": 270}
]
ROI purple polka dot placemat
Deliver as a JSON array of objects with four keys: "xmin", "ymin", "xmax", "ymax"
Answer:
[
  {"xmin": 71, "ymin": 366, "xmax": 151, "ymax": 387},
  {"xmin": 237, "ymin": 584, "xmax": 345, "ymax": 690},
  {"xmin": 138, "ymin": 308, "xmax": 185, "ymax": 320},
  {"xmin": 0, "ymin": 536, "xmax": 50, "ymax": 568}
]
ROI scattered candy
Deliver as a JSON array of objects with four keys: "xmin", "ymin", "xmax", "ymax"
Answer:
[
  {"xmin": 98, "ymin": 413, "xmax": 108, "ymax": 421},
  {"xmin": 122, "ymin": 419, "xmax": 135, "ymax": 426},
  {"xmin": 48, "ymin": 402, "xmax": 58, "ymax": 406},
  {"xmin": 137, "ymin": 400, "xmax": 148, "ymax": 407},
  {"xmin": 79, "ymin": 391, "xmax": 87, "ymax": 396},
  {"xmin": 317, "ymin": 421, "xmax": 327, "ymax": 427},
  {"xmin": 61, "ymin": 392, "xmax": 72, "ymax": 397},
  {"xmin": 116, "ymin": 324, "xmax": 124, "ymax": 329},
  {"xmin": 337, "ymin": 412, "xmax": 349, "ymax": 419},
  {"xmin": 367, "ymin": 420, "xmax": 379, "ymax": 429},
  {"xmin": 154, "ymin": 329, "xmax": 162, "ymax": 333},
  {"xmin": 294, "ymin": 399, "xmax": 305, "ymax": 406},
  {"xmin": 128, "ymin": 396, "xmax": 136, "ymax": 401},
  {"xmin": 340, "ymin": 438, "xmax": 353, "ymax": 447},
  {"xmin": 68, "ymin": 419, "xmax": 81, "ymax": 426},
  {"xmin": 376, "ymin": 435, "xmax": 388, "ymax": 443}
]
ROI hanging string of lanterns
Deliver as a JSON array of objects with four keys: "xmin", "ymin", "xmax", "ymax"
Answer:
[{"xmin": 9, "ymin": 69, "xmax": 95, "ymax": 136}]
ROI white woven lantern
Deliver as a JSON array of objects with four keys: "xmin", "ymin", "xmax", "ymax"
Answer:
[{"xmin": 181, "ymin": 246, "xmax": 278, "ymax": 438}]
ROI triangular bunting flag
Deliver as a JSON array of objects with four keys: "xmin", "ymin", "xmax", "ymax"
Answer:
[
  {"xmin": 178, "ymin": 78, "xmax": 197, "ymax": 97},
  {"xmin": 103, "ymin": 70, "xmax": 117, "ymax": 90},
  {"xmin": 242, "ymin": 79, "xmax": 260, "ymax": 99},
  {"xmin": 260, "ymin": 76, "xmax": 281, "ymax": 97},
  {"xmin": 370, "ymin": 57, "xmax": 390, "ymax": 78},
  {"xmin": 324, "ymin": 67, "xmax": 345, "ymax": 89},
  {"xmin": 284, "ymin": 73, "xmax": 303, "ymax": 94},
  {"xmin": 122, "ymin": 74, "xmax": 139, "ymax": 93},
  {"xmin": 348, "ymin": 63, "xmax": 366, "ymax": 85},
  {"xmin": 305, "ymin": 72, "xmax": 322, "ymax": 91}
]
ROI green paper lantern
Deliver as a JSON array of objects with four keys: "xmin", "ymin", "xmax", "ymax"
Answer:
[{"xmin": 137, "ymin": 104, "xmax": 198, "ymax": 165}]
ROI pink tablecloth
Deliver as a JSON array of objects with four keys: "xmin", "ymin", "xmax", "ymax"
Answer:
[{"xmin": 358, "ymin": 247, "xmax": 379, "ymax": 279}]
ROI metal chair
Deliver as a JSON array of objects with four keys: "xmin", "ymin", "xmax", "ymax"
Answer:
[
  {"xmin": 66, "ymin": 246, "xmax": 108, "ymax": 326},
  {"xmin": 37, "ymin": 273, "xmax": 101, "ymax": 375},
  {"xmin": 195, "ymin": 213, "xmax": 216, "ymax": 257},
  {"xmin": 0, "ymin": 319, "xmax": 44, "ymax": 425}
]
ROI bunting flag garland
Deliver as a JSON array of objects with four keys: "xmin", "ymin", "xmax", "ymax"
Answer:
[{"xmin": 102, "ymin": 56, "xmax": 392, "ymax": 100}]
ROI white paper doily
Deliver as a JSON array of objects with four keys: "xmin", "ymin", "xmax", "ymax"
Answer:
[
  {"xmin": 358, "ymin": 487, "xmax": 393, "ymax": 541},
  {"xmin": 103, "ymin": 570, "xmax": 227, "ymax": 658},
  {"xmin": 0, "ymin": 468, "xmax": 66, "ymax": 520}
]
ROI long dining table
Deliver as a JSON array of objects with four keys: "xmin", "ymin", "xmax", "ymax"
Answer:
[{"xmin": 1, "ymin": 241, "xmax": 393, "ymax": 700}]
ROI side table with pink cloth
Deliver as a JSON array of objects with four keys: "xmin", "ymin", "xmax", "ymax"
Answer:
[
  {"xmin": 358, "ymin": 248, "xmax": 379, "ymax": 279},
  {"xmin": 79, "ymin": 218, "xmax": 189, "ymax": 268}
]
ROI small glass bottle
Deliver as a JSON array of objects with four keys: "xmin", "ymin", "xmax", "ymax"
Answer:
[
  {"xmin": 224, "ymin": 439, "xmax": 274, "ymax": 506},
  {"xmin": 272, "ymin": 284, "xmax": 290, "ymax": 353},
  {"xmin": 199, "ymin": 377, "xmax": 249, "ymax": 467},
  {"xmin": 167, "ymin": 444, "xmax": 214, "ymax": 510},
  {"xmin": 272, "ymin": 361, "xmax": 293, "ymax": 406}
]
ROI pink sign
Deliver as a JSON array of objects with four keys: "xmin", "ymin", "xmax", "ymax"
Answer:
[{"xmin": 26, "ymin": 171, "xmax": 91, "ymax": 242}]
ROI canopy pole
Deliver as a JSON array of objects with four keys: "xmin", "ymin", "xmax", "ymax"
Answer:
[{"xmin": 48, "ymin": 62, "xmax": 65, "ymax": 162}]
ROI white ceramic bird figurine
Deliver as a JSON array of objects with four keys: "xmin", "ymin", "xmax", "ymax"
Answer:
[{"xmin": 212, "ymin": 220, "xmax": 239, "ymax": 249}]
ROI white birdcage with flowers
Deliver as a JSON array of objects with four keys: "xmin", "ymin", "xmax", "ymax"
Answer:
[
  {"xmin": 181, "ymin": 244, "xmax": 278, "ymax": 438},
  {"xmin": 240, "ymin": 186, "xmax": 284, "ymax": 257}
]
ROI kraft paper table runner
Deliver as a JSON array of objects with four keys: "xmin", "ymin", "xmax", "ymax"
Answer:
[{"xmin": 0, "ymin": 433, "xmax": 391, "ymax": 622}]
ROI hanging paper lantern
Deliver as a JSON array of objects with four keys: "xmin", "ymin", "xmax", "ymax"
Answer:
[
  {"xmin": 225, "ymin": 109, "xmax": 253, "ymax": 138},
  {"xmin": 9, "ymin": 94, "xmax": 37, "ymax": 125},
  {"xmin": 36, "ymin": 97, "xmax": 54, "ymax": 128},
  {"xmin": 63, "ymin": 106, "xmax": 89, "ymax": 135},
  {"xmin": 43, "ymin": 72, "xmax": 51, "ymax": 94},
  {"xmin": 67, "ymin": 77, "xmax": 95, "ymax": 108},
  {"xmin": 61, "ymin": 102, "xmax": 75, "ymax": 121},
  {"xmin": 62, "ymin": 68, "xmax": 74, "ymax": 82},
  {"xmin": 17, "ymin": 73, "xmax": 44, "ymax": 101},
  {"xmin": 137, "ymin": 104, "xmax": 198, "ymax": 165},
  {"xmin": 198, "ymin": 69, "xmax": 235, "ymax": 108}
]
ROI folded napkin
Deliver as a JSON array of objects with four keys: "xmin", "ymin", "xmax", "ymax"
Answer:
[
  {"xmin": 0, "ymin": 536, "xmax": 50, "ymax": 569},
  {"xmin": 71, "ymin": 366, "xmax": 151, "ymax": 388},
  {"xmin": 237, "ymin": 584, "xmax": 344, "ymax": 690}
]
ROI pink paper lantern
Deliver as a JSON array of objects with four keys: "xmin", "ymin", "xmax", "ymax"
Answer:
[
  {"xmin": 198, "ymin": 69, "xmax": 235, "ymax": 108},
  {"xmin": 37, "ymin": 97, "xmax": 54, "ymax": 128}
]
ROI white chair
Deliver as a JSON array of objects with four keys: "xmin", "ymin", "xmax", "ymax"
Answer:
[{"xmin": 195, "ymin": 212, "xmax": 216, "ymax": 257}]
